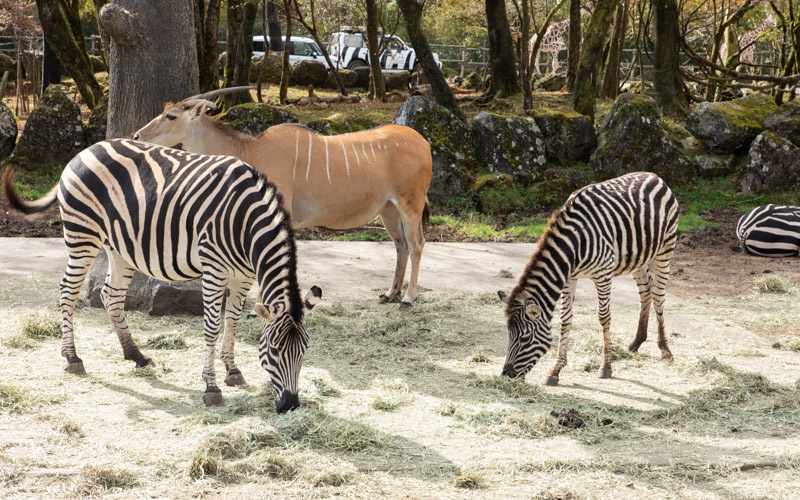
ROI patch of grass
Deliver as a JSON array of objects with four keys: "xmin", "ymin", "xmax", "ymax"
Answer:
[
  {"xmin": 310, "ymin": 468, "xmax": 354, "ymax": 487},
  {"xmin": 465, "ymin": 373, "xmax": 547, "ymax": 400},
  {"xmin": 230, "ymin": 450, "xmax": 297, "ymax": 480},
  {"xmin": 370, "ymin": 377, "xmax": 412, "ymax": 411},
  {"xmin": 19, "ymin": 310, "xmax": 61, "ymax": 339},
  {"xmin": 188, "ymin": 426, "xmax": 281, "ymax": 480},
  {"xmin": 470, "ymin": 348, "xmax": 490, "ymax": 363},
  {"xmin": 76, "ymin": 465, "xmax": 138, "ymax": 495},
  {"xmin": 332, "ymin": 229, "xmax": 391, "ymax": 242},
  {"xmin": 144, "ymin": 332, "xmax": 187, "ymax": 350},
  {"xmin": 56, "ymin": 420, "xmax": 85, "ymax": 438},
  {"xmin": 453, "ymin": 469, "xmax": 484, "ymax": 489},
  {"xmin": 497, "ymin": 268, "xmax": 514, "ymax": 278},
  {"xmin": 309, "ymin": 376, "xmax": 342, "ymax": 397},
  {"xmin": 753, "ymin": 274, "xmax": 793, "ymax": 294},
  {"xmin": 11, "ymin": 168, "xmax": 63, "ymax": 200},
  {"xmin": 772, "ymin": 336, "xmax": 800, "ymax": 352},
  {"xmin": 448, "ymin": 404, "xmax": 564, "ymax": 439},
  {"xmin": 0, "ymin": 384, "xmax": 34, "ymax": 413},
  {"xmin": 273, "ymin": 407, "xmax": 390, "ymax": 452},
  {"xmin": 429, "ymin": 213, "xmax": 548, "ymax": 242}
]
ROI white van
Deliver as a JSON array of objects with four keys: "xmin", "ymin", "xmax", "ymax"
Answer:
[{"xmin": 252, "ymin": 36, "xmax": 330, "ymax": 68}]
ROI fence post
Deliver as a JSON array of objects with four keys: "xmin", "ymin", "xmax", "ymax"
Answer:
[{"xmin": 460, "ymin": 48, "xmax": 466, "ymax": 77}]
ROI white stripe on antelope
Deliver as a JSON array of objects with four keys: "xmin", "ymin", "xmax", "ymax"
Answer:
[
  {"xmin": 133, "ymin": 88, "xmax": 432, "ymax": 309},
  {"xmin": 3, "ymin": 139, "xmax": 321, "ymax": 412},
  {"xmin": 736, "ymin": 205, "xmax": 800, "ymax": 257},
  {"xmin": 498, "ymin": 172, "xmax": 679, "ymax": 386}
]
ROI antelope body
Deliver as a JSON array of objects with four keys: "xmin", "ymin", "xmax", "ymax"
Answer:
[{"xmin": 134, "ymin": 91, "xmax": 432, "ymax": 307}]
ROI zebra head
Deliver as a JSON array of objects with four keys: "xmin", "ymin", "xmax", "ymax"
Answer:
[
  {"xmin": 253, "ymin": 286, "xmax": 322, "ymax": 413},
  {"xmin": 498, "ymin": 290, "xmax": 553, "ymax": 379}
]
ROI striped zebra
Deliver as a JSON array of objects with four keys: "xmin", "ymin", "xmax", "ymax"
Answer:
[
  {"xmin": 498, "ymin": 172, "xmax": 679, "ymax": 385},
  {"xmin": 3, "ymin": 139, "xmax": 321, "ymax": 412},
  {"xmin": 736, "ymin": 205, "xmax": 800, "ymax": 257}
]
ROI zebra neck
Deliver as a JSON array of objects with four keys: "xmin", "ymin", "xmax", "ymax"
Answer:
[
  {"xmin": 518, "ymin": 226, "xmax": 576, "ymax": 312},
  {"xmin": 251, "ymin": 225, "xmax": 303, "ymax": 322}
]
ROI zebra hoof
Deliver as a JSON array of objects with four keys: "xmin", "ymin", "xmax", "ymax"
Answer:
[
  {"xmin": 543, "ymin": 375, "xmax": 559, "ymax": 386},
  {"xmin": 203, "ymin": 390, "xmax": 224, "ymax": 407},
  {"xmin": 378, "ymin": 294, "xmax": 391, "ymax": 304},
  {"xmin": 597, "ymin": 368, "xmax": 612, "ymax": 379},
  {"xmin": 224, "ymin": 370, "xmax": 246, "ymax": 386},
  {"xmin": 398, "ymin": 301, "xmax": 412, "ymax": 311},
  {"xmin": 135, "ymin": 357, "xmax": 153, "ymax": 368},
  {"xmin": 64, "ymin": 361, "xmax": 86, "ymax": 375}
]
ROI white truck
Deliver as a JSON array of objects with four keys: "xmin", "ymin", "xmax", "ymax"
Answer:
[{"xmin": 326, "ymin": 28, "xmax": 442, "ymax": 73}]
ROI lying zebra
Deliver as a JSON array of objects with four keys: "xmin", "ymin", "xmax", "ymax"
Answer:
[
  {"xmin": 736, "ymin": 205, "xmax": 800, "ymax": 257},
  {"xmin": 499, "ymin": 172, "xmax": 679, "ymax": 385},
  {"xmin": 3, "ymin": 139, "xmax": 321, "ymax": 412}
]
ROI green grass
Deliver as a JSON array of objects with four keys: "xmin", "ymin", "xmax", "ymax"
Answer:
[
  {"xmin": 6, "ymin": 169, "xmax": 62, "ymax": 200},
  {"xmin": 143, "ymin": 332, "xmax": 188, "ymax": 350},
  {"xmin": 429, "ymin": 214, "xmax": 548, "ymax": 242},
  {"xmin": 332, "ymin": 229, "xmax": 391, "ymax": 242},
  {"xmin": 753, "ymin": 274, "xmax": 794, "ymax": 294}
]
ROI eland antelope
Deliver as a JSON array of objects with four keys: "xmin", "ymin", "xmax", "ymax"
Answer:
[{"xmin": 133, "ymin": 88, "xmax": 432, "ymax": 309}]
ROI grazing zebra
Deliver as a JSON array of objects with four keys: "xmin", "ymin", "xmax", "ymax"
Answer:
[
  {"xmin": 3, "ymin": 139, "xmax": 321, "ymax": 412},
  {"xmin": 498, "ymin": 172, "xmax": 679, "ymax": 385},
  {"xmin": 736, "ymin": 205, "xmax": 800, "ymax": 257}
]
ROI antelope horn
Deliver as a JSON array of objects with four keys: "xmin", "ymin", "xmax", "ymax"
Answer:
[{"xmin": 181, "ymin": 86, "xmax": 254, "ymax": 103}]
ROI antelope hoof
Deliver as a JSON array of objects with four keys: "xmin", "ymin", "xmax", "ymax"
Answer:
[
  {"xmin": 203, "ymin": 390, "xmax": 224, "ymax": 407},
  {"xmin": 627, "ymin": 343, "xmax": 640, "ymax": 352},
  {"xmin": 64, "ymin": 361, "xmax": 86, "ymax": 375},
  {"xmin": 661, "ymin": 352, "xmax": 674, "ymax": 363},
  {"xmin": 135, "ymin": 357, "xmax": 153, "ymax": 368},
  {"xmin": 378, "ymin": 294, "xmax": 391, "ymax": 304},
  {"xmin": 399, "ymin": 300, "xmax": 413, "ymax": 311},
  {"xmin": 543, "ymin": 375, "xmax": 559, "ymax": 386},
  {"xmin": 224, "ymin": 370, "xmax": 246, "ymax": 386},
  {"xmin": 598, "ymin": 368, "xmax": 612, "ymax": 379}
]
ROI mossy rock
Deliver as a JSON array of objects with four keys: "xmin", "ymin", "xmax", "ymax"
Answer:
[
  {"xmin": 250, "ymin": 53, "xmax": 283, "ymax": 84},
  {"xmin": 764, "ymin": 100, "xmax": 800, "ymax": 148},
  {"xmin": 306, "ymin": 113, "xmax": 377, "ymax": 135},
  {"xmin": 8, "ymin": 84, "xmax": 83, "ymax": 175},
  {"xmin": 353, "ymin": 67, "xmax": 371, "ymax": 88},
  {"xmin": 473, "ymin": 172, "xmax": 523, "ymax": 214},
  {"xmin": 83, "ymin": 94, "xmax": 108, "ymax": 146},
  {"xmin": 591, "ymin": 93, "xmax": 693, "ymax": 185},
  {"xmin": 685, "ymin": 93, "xmax": 778, "ymax": 153},
  {"xmin": 528, "ymin": 107, "xmax": 596, "ymax": 164},
  {"xmin": 739, "ymin": 130, "xmax": 800, "ymax": 194},
  {"xmin": 218, "ymin": 103, "xmax": 298, "ymax": 136},
  {"xmin": 290, "ymin": 60, "xmax": 328, "ymax": 87},
  {"xmin": 533, "ymin": 73, "xmax": 566, "ymax": 92},
  {"xmin": 384, "ymin": 71, "xmax": 412, "ymax": 91},
  {"xmin": 0, "ymin": 101, "xmax": 17, "ymax": 160},
  {"xmin": 527, "ymin": 167, "xmax": 592, "ymax": 208},
  {"xmin": 323, "ymin": 69, "xmax": 358, "ymax": 89},
  {"xmin": 89, "ymin": 55, "xmax": 107, "ymax": 73},
  {"xmin": 464, "ymin": 71, "xmax": 483, "ymax": 91},
  {"xmin": 393, "ymin": 96, "xmax": 479, "ymax": 203},
  {"xmin": 0, "ymin": 53, "xmax": 16, "ymax": 80},
  {"xmin": 471, "ymin": 111, "xmax": 548, "ymax": 184}
]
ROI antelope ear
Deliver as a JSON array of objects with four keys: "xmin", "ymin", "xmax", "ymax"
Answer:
[
  {"xmin": 525, "ymin": 303, "xmax": 541, "ymax": 320},
  {"xmin": 303, "ymin": 285, "xmax": 322, "ymax": 312},
  {"xmin": 497, "ymin": 291, "xmax": 509, "ymax": 303},
  {"xmin": 190, "ymin": 99, "xmax": 216, "ymax": 118},
  {"xmin": 253, "ymin": 303, "xmax": 279, "ymax": 322}
]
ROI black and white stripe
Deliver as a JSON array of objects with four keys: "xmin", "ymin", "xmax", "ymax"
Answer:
[
  {"xmin": 4, "ymin": 139, "xmax": 319, "ymax": 412},
  {"xmin": 499, "ymin": 172, "xmax": 679, "ymax": 385},
  {"xmin": 736, "ymin": 205, "xmax": 800, "ymax": 257}
]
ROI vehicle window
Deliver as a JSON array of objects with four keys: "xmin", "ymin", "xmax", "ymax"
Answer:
[
  {"xmin": 387, "ymin": 39, "xmax": 404, "ymax": 51},
  {"xmin": 294, "ymin": 42, "xmax": 313, "ymax": 57},
  {"xmin": 253, "ymin": 40, "xmax": 266, "ymax": 52},
  {"xmin": 343, "ymin": 34, "xmax": 365, "ymax": 48}
]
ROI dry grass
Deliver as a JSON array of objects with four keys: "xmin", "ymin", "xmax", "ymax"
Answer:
[
  {"xmin": 20, "ymin": 310, "xmax": 61, "ymax": 339},
  {"xmin": 273, "ymin": 407, "xmax": 391, "ymax": 452},
  {"xmin": 772, "ymin": 336, "xmax": 800, "ymax": 352},
  {"xmin": 76, "ymin": 465, "xmax": 139, "ymax": 495},
  {"xmin": 753, "ymin": 274, "xmax": 794, "ymax": 293},
  {"xmin": 144, "ymin": 332, "xmax": 188, "ymax": 350}
]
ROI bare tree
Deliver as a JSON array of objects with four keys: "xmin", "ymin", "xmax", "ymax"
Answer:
[
  {"xmin": 0, "ymin": 0, "xmax": 41, "ymax": 115},
  {"xmin": 293, "ymin": 0, "xmax": 349, "ymax": 95},
  {"xmin": 223, "ymin": 0, "xmax": 257, "ymax": 109}
]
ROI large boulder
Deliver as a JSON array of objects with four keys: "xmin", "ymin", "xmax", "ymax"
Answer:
[
  {"xmin": 473, "ymin": 173, "xmax": 521, "ymax": 214},
  {"xmin": 590, "ymin": 93, "xmax": 693, "ymax": 185},
  {"xmin": 528, "ymin": 167, "xmax": 592, "ymax": 208},
  {"xmin": 534, "ymin": 73, "xmax": 566, "ymax": 92},
  {"xmin": 694, "ymin": 153, "xmax": 736, "ymax": 179},
  {"xmin": 323, "ymin": 69, "xmax": 358, "ymax": 89},
  {"xmin": 384, "ymin": 71, "xmax": 412, "ymax": 91},
  {"xmin": 685, "ymin": 93, "xmax": 778, "ymax": 153},
  {"xmin": 291, "ymin": 60, "xmax": 328, "ymax": 87},
  {"xmin": 89, "ymin": 55, "xmax": 108, "ymax": 73},
  {"xmin": 218, "ymin": 103, "xmax": 298, "ymax": 136},
  {"xmin": 463, "ymin": 71, "xmax": 483, "ymax": 91},
  {"xmin": 393, "ymin": 96, "xmax": 479, "ymax": 203},
  {"xmin": 307, "ymin": 113, "xmax": 377, "ymax": 135},
  {"xmin": 83, "ymin": 95, "xmax": 108, "ymax": 146},
  {"xmin": 8, "ymin": 84, "xmax": 83, "ymax": 175},
  {"xmin": 86, "ymin": 251, "xmax": 202, "ymax": 316},
  {"xmin": 249, "ymin": 53, "xmax": 283, "ymax": 84},
  {"xmin": 0, "ymin": 101, "xmax": 17, "ymax": 161},
  {"xmin": 353, "ymin": 66, "xmax": 371, "ymax": 88},
  {"xmin": 764, "ymin": 100, "xmax": 800, "ymax": 148},
  {"xmin": 738, "ymin": 131, "xmax": 800, "ymax": 194},
  {"xmin": 471, "ymin": 111, "xmax": 548, "ymax": 184},
  {"xmin": 528, "ymin": 107, "xmax": 596, "ymax": 164}
]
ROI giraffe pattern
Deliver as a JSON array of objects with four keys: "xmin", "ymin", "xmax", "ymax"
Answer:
[
  {"xmin": 722, "ymin": 12, "xmax": 777, "ymax": 70},
  {"xmin": 529, "ymin": 19, "xmax": 570, "ymax": 74}
]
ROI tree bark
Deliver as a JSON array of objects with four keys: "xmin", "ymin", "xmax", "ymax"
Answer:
[
  {"xmin": 36, "ymin": 0, "xmax": 103, "ymax": 108},
  {"xmin": 91, "ymin": 0, "xmax": 110, "ymax": 62},
  {"xmin": 572, "ymin": 0, "xmax": 616, "ymax": 120},
  {"xmin": 279, "ymin": 0, "xmax": 292, "ymax": 104},
  {"xmin": 652, "ymin": 0, "xmax": 687, "ymax": 113},
  {"xmin": 484, "ymin": 0, "xmax": 520, "ymax": 97},
  {"xmin": 195, "ymin": 0, "xmax": 222, "ymax": 92},
  {"xmin": 366, "ymin": 0, "xmax": 386, "ymax": 100},
  {"xmin": 267, "ymin": 0, "xmax": 283, "ymax": 51},
  {"xmin": 520, "ymin": 0, "xmax": 532, "ymax": 110},
  {"xmin": 100, "ymin": 0, "xmax": 199, "ymax": 138},
  {"xmin": 396, "ymin": 0, "xmax": 465, "ymax": 120},
  {"xmin": 223, "ymin": 0, "xmax": 257, "ymax": 109},
  {"xmin": 565, "ymin": 0, "xmax": 581, "ymax": 91},
  {"xmin": 600, "ymin": 0, "xmax": 627, "ymax": 98},
  {"xmin": 41, "ymin": 36, "xmax": 62, "ymax": 95}
]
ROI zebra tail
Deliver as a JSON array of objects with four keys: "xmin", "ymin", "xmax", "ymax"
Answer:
[{"xmin": 2, "ymin": 167, "xmax": 59, "ymax": 215}]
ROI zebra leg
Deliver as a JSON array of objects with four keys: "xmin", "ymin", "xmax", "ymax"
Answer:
[
  {"xmin": 594, "ymin": 275, "xmax": 614, "ymax": 379},
  {"xmin": 221, "ymin": 277, "xmax": 254, "ymax": 386},
  {"xmin": 100, "ymin": 249, "xmax": 152, "ymax": 368},
  {"xmin": 201, "ymin": 268, "xmax": 228, "ymax": 406},
  {"xmin": 378, "ymin": 203, "xmax": 409, "ymax": 305},
  {"xmin": 628, "ymin": 266, "xmax": 653, "ymax": 352},
  {"xmin": 60, "ymin": 245, "xmax": 102, "ymax": 374},
  {"xmin": 652, "ymin": 250, "xmax": 675, "ymax": 362},
  {"xmin": 545, "ymin": 279, "xmax": 577, "ymax": 386},
  {"xmin": 398, "ymin": 208, "xmax": 425, "ymax": 310}
]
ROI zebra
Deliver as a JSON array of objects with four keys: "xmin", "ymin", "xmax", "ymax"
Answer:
[
  {"xmin": 497, "ymin": 172, "xmax": 679, "ymax": 385},
  {"xmin": 736, "ymin": 205, "xmax": 800, "ymax": 257},
  {"xmin": 3, "ymin": 138, "xmax": 321, "ymax": 413}
]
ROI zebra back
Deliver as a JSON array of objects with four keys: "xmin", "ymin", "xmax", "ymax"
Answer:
[{"xmin": 736, "ymin": 204, "xmax": 800, "ymax": 257}]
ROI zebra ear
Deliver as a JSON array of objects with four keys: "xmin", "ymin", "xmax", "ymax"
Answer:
[
  {"xmin": 253, "ymin": 303, "xmax": 279, "ymax": 322},
  {"xmin": 497, "ymin": 291, "xmax": 509, "ymax": 303},
  {"xmin": 525, "ymin": 303, "xmax": 542, "ymax": 320},
  {"xmin": 303, "ymin": 285, "xmax": 322, "ymax": 312}
]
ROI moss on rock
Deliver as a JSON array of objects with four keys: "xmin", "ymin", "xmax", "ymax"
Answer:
[
  {"xmin": 471, "ymin": 111, "xmax": 548, "ymax": 184},
  {"xmin": 306, "ymin": 113, "xmax": 378, "ymax": 135},
  {"xmin": 686, "ymin": 93, "xmax": 778, "ymax": 153},
  {"xmin": 764, "ymin": 100, "xmax": 800, "ymax": 148},
  {"xmin": 528, "ymin": 107, "xmax": 596, "ymax": 164},
  {"xmin": 218, "ymin": 103, "xmax": 298, "ymax": 136}
]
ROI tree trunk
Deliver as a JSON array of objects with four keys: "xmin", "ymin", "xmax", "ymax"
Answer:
[
  {"xmin": 195, "ymin": 0, "xmax": 222, "ymax": 92},
  {"xmin": 521, "ymin": 0, "xmax": 532, "ymax": 110},
  {"xmin": 36, "ymin": 0, "xmax": 103, "ymax": 108},
  {"xmin": 572, "ymin": 0, "xmax": 616, "ymax": 120},
  {"xmin": 652, "ymin": 0, "xmax": 687, "ymax": 113},
  {"xmin": 92, "ymin": 0, "xmax": 110, "ymax": 62},
  {"xmin": 565, "ymin": 0, "xmax": 581, "ymax": 91},
  {"xmin": 100, "ymin": 0, "xmax": 199, "ymax": 138},
  {"xmin": 267, "ymin": 0, "xmax": 283, "ymax": 51},
  {"xmin": 396, "ymin": 0, "xmax": 465, "ymax": 121},
  {"xmin": 223, "ymin": 0, "xmax": 256, "ymax": 109},
  {"xmin": 41, "ymin": 36, "xmax": 62, "ymax": 95},
  {"xmin": 293, "ymin": 0, "xmax": 348, "ymax": 96},
  {"xmin": 484, "ymin": 0, "xmax": 520, "ymax": 97},
  {"xmin": 600, "ymin": 0, "xmax": 627, "ymax": 98},
  {"xmin": 279, "ymin": 0, "xmax": 292, "ymax": 104},
  {"xmin": 366, "ymin": 0, "xmax": 386, "ymax": 100}
]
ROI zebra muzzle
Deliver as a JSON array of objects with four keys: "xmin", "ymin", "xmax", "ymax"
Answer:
[{"xmin": 276, "ymin": 391, "xmax": 300, "ymax": 413}]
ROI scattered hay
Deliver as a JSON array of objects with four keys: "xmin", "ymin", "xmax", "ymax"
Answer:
[
  {"xmin": 497, "ymin": 268, "xmax": 514, "ymax": 279},
  {"xmin": 76, "ymin": 465, "xmax": 138, "ymax": 495},
  {"xmin": 230, "ymin": 449, "xmax": 297, "ymax": 480},
  {"xmin": 771, "ymin": 336, "xmax": 800, "ymax": 352},
  {"xmin": 188, "ymin": 426, "xmax": 281, "ymax": 480},
  {"xmin": 453, "ymin": 468, "xmax": 484, "ymax": 489},
  {"xmin": 20, "ymin": 310, "xmax": 61, "ymax": 340},
  {"xmin": 273, "ymin": 407, "xmax": 390, "ymax": 452},
  {"xmin": 309, "ymin": 376, "xmax": 342, "ymax": 397},
  {"xmin": 753, "ymin": 274, "xmax": 793, "ymax": 294},
  {"xmin": 310, "ymin": 467, "xmax": 354, "ymax": 487},
  {"xmin": 0, "ymin": 384, "xmax": 33, "ymax": 413},
  {"xmin": 56, "ymin": 420, "xmax": 85, "ymax": 438},
  {"xmin": 144, "ymin": 332, "xmax": 187, "ymax": 350},
  {"xmin": 447, "ymin": 403, "xmax": 563, "ymax": 439},
  {"xmin": 470, "ymin": 348, "xmax": 490, "ymax": 363},
  {"xmin": 465, "ymin": 372, "xmax": 547, "ymax": 400},
  {"xmin": 1, "ymin": 333, "xmax": 36, "ymax": 349}
]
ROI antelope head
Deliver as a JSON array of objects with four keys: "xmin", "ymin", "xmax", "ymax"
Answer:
[{"xmin": 132, "ymin": 86, "xmax": 253, "ymax": 149}]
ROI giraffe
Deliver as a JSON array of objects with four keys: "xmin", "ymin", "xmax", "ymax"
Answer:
[
  {"xmin": 529, "ymin": 19, "xmax": 570, "ymax": 75},
  {"xmin": 722, "ymin": 12, "xmax": 777, "ymax": 72}
]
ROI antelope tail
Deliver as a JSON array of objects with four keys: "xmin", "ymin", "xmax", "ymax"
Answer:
[
  {"xmin": 422, "ymin": 200, "xmax": 431, "ymax": 226},
  {"xmin": 2, "ymin": 167, "xmax": 59, "ymax": 215}
]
